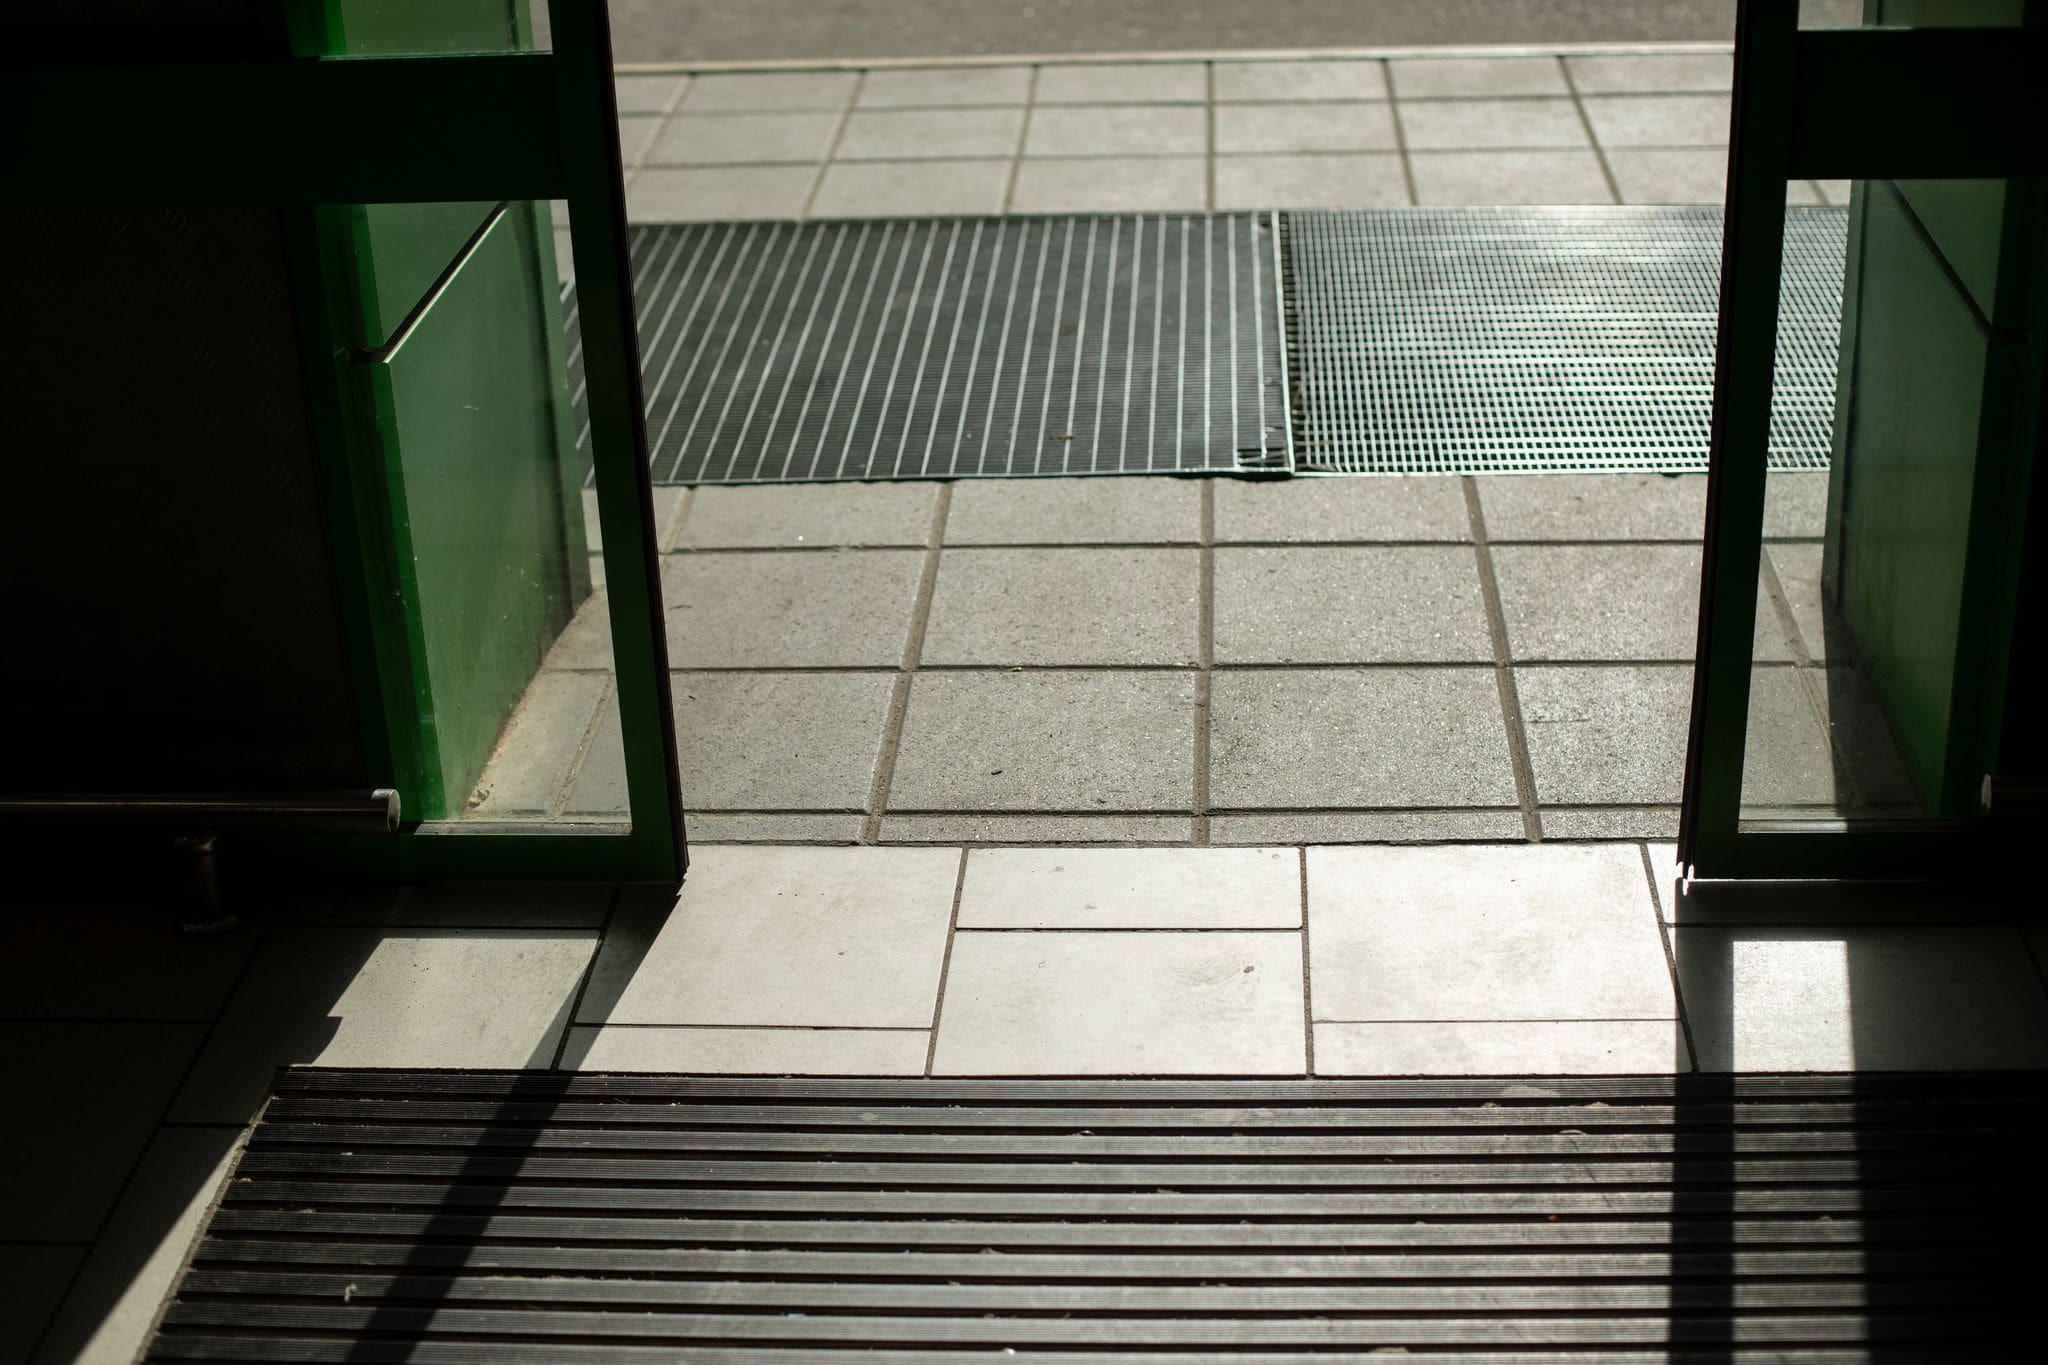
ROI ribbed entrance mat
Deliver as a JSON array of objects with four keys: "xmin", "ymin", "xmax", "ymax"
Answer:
[
  {"xmin": 149, "ymin": 1068, "xmax": 2040, "ymax": 1360},
  {"xmin": 1282, "ymin": 206, "xmax": 1847, "ymax": 474},
  {"xmin": 569, "ymin": 214, "xmax": 1289, "ymax": 484}
]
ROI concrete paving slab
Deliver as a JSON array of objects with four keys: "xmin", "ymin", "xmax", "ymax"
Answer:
[
  {"xmin": 1308, "ymin": 843, "xmax": 1676, "ymax": 1021},
  {"xmin": 1540, "ymin": 807, "xmax": 1680, "ymax": 840},
  {"xmin": 945, "ymin": 476, "xmax": 1199, "ymax": 544},
  {"xmin": 1317, "ymin": 1019, "xmax": 1686, "ymax": 1073},
  {"xmin": 1213, "ymin": 103, "xmax": 1398, "ymax": 154},
  {"xmin": 469, "ymin": 670, "xmax": 610, "ymax": 815},
  {"xmin": 580, "ymin": 846, "xmax": 958, "ymax": 1028},
  {"xmin": 1213, "ymin": 545, "xmax": 1493, "ymax": 664},
  {"xmin": 1397, "ymin": 98, "xmax": 1589, "ymax": 150},
  {"xmin": 0, "ymin": 894, "xmax": 256, "ymax": 1021},
  {"xmin": 837, "ymin": 107, "xmax": 1024, "ymax": 160},
  {"xmin": 1209, "ymin": 667, "xmax": 1518, "ymax": 808},
  {"xmin": 1024, "ymin": 105, "xmax": 1208, "ymax": 157},
  {"xmin": 1033, "ymin": 63, "xmax": 1207, "ymax": 105},
  {"xmin": 1674, "ymin": 926, "xmax": 2048, "ymax": 1071},
  {"xmin": 958, "ymin": 847, "xmax": 1300, "ymax": 928},
  {"xmin": 1214, "ymin": 59, "xmax": 1388, "ymax": 103},
  {"xmin": 1410, "ymin": 150, "xmax": 1613, "ymax": 205},
  {"xmin": 679, "ymin": 71, "xmax": 859, "ymax": 113},
  {"xmin": 561, "ymin": 1025, "xmax": 928, "ymax": 1073},
  {"xmin": 1390, "ymin": 55, "xmax": 1569, "ymax": 98},
  {"xmin": 888, "ymin": 670, "xmax": 1197, "ymax": 811},
  {"xmin": 1214, "ymin": 476, "xmax": 1470, "ymax": 542},
  {"xmin": 878, "ymin": 814, "xmax": 1195, "ymax": 844},
  {"xmin": 1605, "ymin": 146, "xmax": 1726, "ymax": 203},
  {"xmin": 1214, "ymin": 153, "xmax": 1410, "ymax": 210},
  {"xmin": 1210, "ymin": 809, "xmax": 1525, "ymax": 844},
  {"xmin": 169, "ymin": 929, "xmax": 595, "ymax": 1123},
  {"xmin": 687, "ymin": 813, "xmax": 869, "ymax": 842},
  {"xmin": 1009, "ymin": 157, "xmax": 1207, "ymax": 213},
  {"xmin": 856, "ymin": 65, "xmax": 1033, "ymax": 108},
  {"xmin": 1476, "ymin": 473, "xmax": 1706, "ymax": 541},
  {"xmin": 1581, "ymin": 93, "xmax": 1732, "ymax": 147},
  {"xmin": 626, "ymin": 165, "xmax": 815, "ymax": 221},
  {"xmin": 1490, "ymin": 543, "xmax": 1706, "ymax": 662},
  {"xmin": 662, "ymin": 549, "xmax": 925, "ymax": 667},
  {"xmin": 1516, "ymin": 664, "xmax": 1691, "ymax": 805},
  {"xmin": 614, "ymin": 73, "xmax": 689, "ymax": 115},
  {"xmin": 666, "ymin": 671, "xmax": 895, "ymax": 810},
  {"xmin": 920, "ymin": 547, "xmax": 1200, "ymax": 666},
  {"xmin": 676, "ymin": 481, "xmax": 938, "ymax": 549},
  {"xmin": 648, "ymin": 111, "xmax": 841, "ymax": 165},
  {"xmin": 933, "ymin": 930, "xmax": 1306, "ymax": 1074},
  {"xmin": 811, "ymin": 158, "xmax": 1011, "ymax": 217},
  {"xmin": 1564, "ymin": 52, "xmax": 1733, "ymax": 95}
]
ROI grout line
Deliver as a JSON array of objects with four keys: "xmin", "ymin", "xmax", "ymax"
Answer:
[
  {"xmin": 551, "ymin": 883, "xmax": 627, "ymax": 1067},
  {"xmin": 1193, "ymin": 480, "xmax": 1216, "ymax": 844},
  {"xmin": 800, "ymin": 70, "xmax": 866, "ymax": 220},
  {"xmin": 1298, "ymin": 847, "xmax": 1315, "ymax": 1074},
  {"xmin": 925, "ymin": 849, "xmax": 971, "ymax": 1076},
  {"xmin": 1558, "ymin": 54, "xmax": 1625, "ymax": 205},
  {"xmin": 1203, "ymin": 61, "xmax": 1219, "ymax": 212},
  {"xmin": 1000, "ymin": 66, "xmax": 1042, "ymax": 214},
  {"xmin": 1462, "ymin": 476, "xmax": 1542, "ymax": 841},
  {"xmin": 1640, "ymin": 841, "xmax": 1701, "ymax": 1073},
  {"xmin": 865, "ymin": 484, "xmax": 953, "ymax": 842},
  {"xmin": 1382, "ymin": 62, "xmax": 1421, "ymax": 206}
]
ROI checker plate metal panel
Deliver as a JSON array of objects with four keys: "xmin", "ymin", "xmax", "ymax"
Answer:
[
  {"xmin": 1283, "ymin": 206, "xmax": 1847, "ymax": 475},
  {"xmin": 569, "ymin": 214, "xmax": 1289, "ymax": 484}
]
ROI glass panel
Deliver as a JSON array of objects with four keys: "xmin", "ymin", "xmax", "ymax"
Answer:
[
  {"xmin": 292, "ymin": 0, "xmax": 551, "ymax": 57},
  {"xmin": 1737, "ymin": 174, "xmax": 2023, "ymax": 825},
  {"xmin": 347, "ymin": 199, "xmax": 629, "ymax": 831}
]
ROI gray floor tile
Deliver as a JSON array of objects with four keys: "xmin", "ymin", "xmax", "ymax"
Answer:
[
  {"xmin": 1390, "ymin": 56, "xmax": 1569, "ymax": 98},
  {"xmin": 1564, "ymin": 52, "xmax": 1733, "ymax": 95},
  {"xmin": 626, "ymin": 166, "xmax": 814, "ymax": 221},
  {"xmin": 920, "ymin": 547, "xmax": 1199, "ymax": 666},
  {"xmin": 32, "ymin": 1125, "xmax": 239, "ymax": 1365},
  {"xmin": 664, "ymin": 671, "xmax": 895, "ymax": 810},
  {"xmin": 662, "ymin": 549, "xmax": 924, "ymax": 667},
  {"xmin": 680, "ymin": 71, "xmax": 858, "ymax": 113},
  {"xmin": 1024, "ymin": 105, "xmax": 1207, "ymax": 157},
  {"xmin": 811, "ymin": 159, "xmax": 1010, "ymax": 217},
  {"xmin": 1397, "ymin": 98, "xmax": 1589, "ymax": 150},
  {"xmin": 1214, "ymin": 59, "xmax": 1388, "ymax": 102},
  {"xmin": 561, "ymin": 1025, "xmax": 929, "ymax": 1074},
  {"xmin": 1213, "ymin": 103, "xmax": 1398, "ymax": 154},
  {"xmin": 0, "ymin": 1022, "xmax": 202, "ymax": 1240},
  {"xmin": 878, "ymin": 814, "xmax": 1194, "ymax": 844},
  {"xmin": 469, "ymin": 671, "xmax": 610, "ymax": 815},
  {"xmin": 676, "ymin": 481, "xmax": 937, "ymax": 548},
  {"xmin": 1541, "ymin": 807, "xmax": 1680, "ymax": 840},
  {"xmin": 1606, "ymin": 146, "xmax": 1727, "ymax": 204},
  {"xmin": 1009, "ymin": 158, "xmax": 1207, "ymax": 213},
  {"xmin": 579, "ymin": 846, "xmax": 958, "ymax": 1028},
  {"xmin": 170, "ymin": 928, "xmax": 596, "ymax": 1123},
  {"xmin": 1516, "ymin": 664, "xmax": 1691, "ymax": 805},
  {"xmin": 1034, "ymin": 63, "xmax": 1206, "ymax": 104},
  {"xmin": 1214, "ymin": 153, "xmax": 1410, "ymax": 210},
  {"xmin": 1582, "ymin": 94, "xmax": 1731, "ymax": 147},
  {"xmin": 1740, "ymin": 664, "xmax": 1867, "ymax": 811},
  {"xmin": 945, "ymin": 477, "xmax": 1199, "ymax": 544},
  {"xmin": 857, "ymin": 65, "xmax": 1033, "ymax": 108},
  {"xmin": 541, "ymin": 590, "xmax": 615, "ymax": 670},
  {"xmin": 1209, "ymin": 667, "xmax": 1519, "ymax": 809},
  {"xmin": 1214, "ymin": 476, "xmax": 1470, "ymax": 542},
  {"xmin": 648, "ymin": 111, "xmax": 841, "ymax": 165},
  {"xmin": 1766, "ymin": 542, "xmax": 1827, "ymax": 662},
  {"xmin": 888, "ymin": 670, "xmax": 1196, "ymax": 811},
  {"xmin": 1816, "ymin": 178, "xmax": 1853, "ymax": 206},
  {"xmin": 617, "ymin": 115, "xmax": 662, "ymax": 167},
  {"xmin": 687, "ymin": 812, "xmax": 868, "ymax": 843},
  {"xmin": 0, "ymin": 892, "xmax": 255, "ymax": 1020},
  {"xmin": 615, "ymin": 74, "xmax": 688, "ymax": 114},
  {"xmin": 1317, "ymin": 1019, "xmax": 1687, "ymax": 1074},
  {"xmin": 1214, "ymin": 545, "xmax": 1493, "ymax": 663},
  {"xmin": 1674, "ymin": 926, "xmax": 2048, "ymax": 1071},
  {"xmin": 1491, "ymin": 543, "xmax": 1705, "ymax": 662},
  {"xmin": 1409, "ymin": 150, "xmax": 1613, "ymax": 205},
  {"xmin": 1765, "ymin": 471, "xmax": 1829, "ymax": 539},
  {"xmin": 933, "ymin": 931, "xmax": 1306, "ymax": 1074},
  {"xmin": 1308, "ymin": 843, "xmax": 1676, "ymax": 1021},
  {"xmin": 1210, "ymin": 810, "xmax": 1526, "ymax": 844},
  {"xmin": 4, "ymin": 1245, "xmax": 82, "ymax": 1365},
  {"xmin": 958, "ymin": 847, "xmax": 1300, "ymax": 928},
  {"xmin": 838, "ymin": 107, "xmax": 1023, "ymax": 160},
  {"xmin": 1477, "ymin": 472, "xmax": 1706, "ymax": 541}
]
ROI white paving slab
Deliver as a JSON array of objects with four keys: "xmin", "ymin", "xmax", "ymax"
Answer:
[
  {"xmin": 933, "ymin": 930, "xmax": 1306, "ymax": 1074},
  {"xmin": 957, "ymin": 847, "xmax": 1300, "ymax": 928},
  {"xmin": 1316, "ymin": 1019, "xmax": 1688, "ymax": 1074},
  {"xmin": 561, "ymin": 1025, "xmax": 929, "ymax": 1074}
]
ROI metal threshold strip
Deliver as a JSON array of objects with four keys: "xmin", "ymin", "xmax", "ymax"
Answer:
[
  {"xmin": 148, "ymin": 1068, "xmax": 2040, "ymax": 1359},
  {"xmin": 567, "ymin": 206, "xmax": 1846, "ymax": 485}
]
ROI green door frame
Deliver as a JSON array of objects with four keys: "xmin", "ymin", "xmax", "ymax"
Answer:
[
  {"xmin": 3, "ymin": 2, "xmax": 686, "ymax": 884},
  {"xmin": 1680, "ymin": 2, "xmax": 2045, "ymax": 880}
]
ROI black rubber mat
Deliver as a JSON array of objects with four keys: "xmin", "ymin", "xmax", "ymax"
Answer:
[
  {"xmin": 149, "ymin": 1068, "xmax": 2040, "ymax": 1360},
  {"xmin": 568, "ymin": 214, "xmax": 1289, "ymax": 484},
  {"xmin": 1282, "ymin": 206, "xmax": 1847, "ymax": 475}
]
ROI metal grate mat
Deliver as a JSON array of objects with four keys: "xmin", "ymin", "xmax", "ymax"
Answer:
[
  {"xmin": 147, "ymin": 1068, "xmax": 2039, "ymax": 1360},
  {"xmin": 567, "ymin": 214, "xmax": 1288, "ymax": 484},
  {"xmin": 1281, "ymin": 205, "xmax": 1847, "ymax": 475}
]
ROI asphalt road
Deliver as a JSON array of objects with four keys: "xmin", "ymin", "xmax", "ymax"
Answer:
[{"xmin": 607, "ymin": 0, "xmax": 1861, "ymax": 64}]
